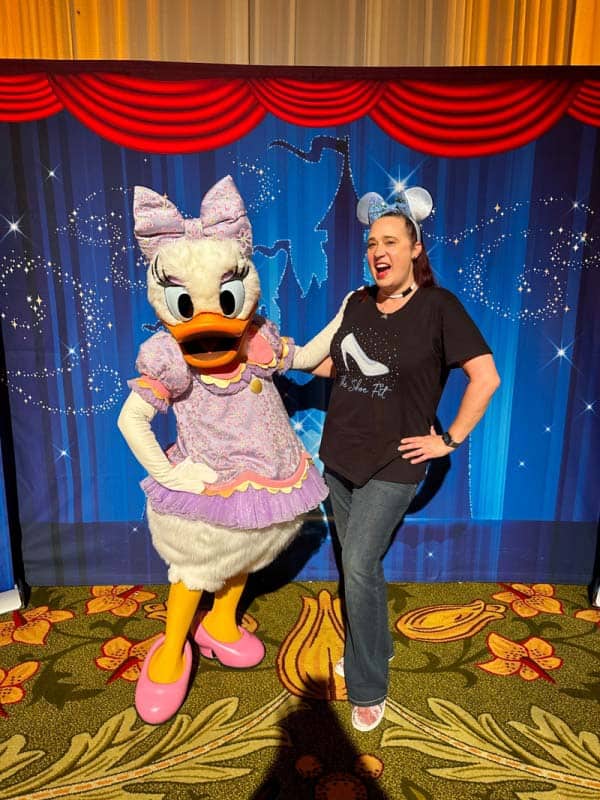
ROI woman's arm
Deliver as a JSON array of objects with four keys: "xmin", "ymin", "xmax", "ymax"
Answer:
[
  {"xmin": 311, "ymin": 356, "xmax": 335, "ymax": 378},
  {"xmin": 398, "ymin": 353, "xmax": 501, "ymax": 464},
  {"xmin": 291, "ymin": 292, "xmax": 352, "ymax": 371}
]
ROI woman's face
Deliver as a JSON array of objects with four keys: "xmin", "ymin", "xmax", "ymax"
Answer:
[{"xmin": 366, "ymin": 215, "xmax": 422, "ymax": 294}]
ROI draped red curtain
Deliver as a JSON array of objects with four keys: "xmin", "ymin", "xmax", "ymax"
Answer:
[
  {"xmin": 1, "ymin": 70, "xmax": 599, "ymax": 156},
  {"xmin": 370, "ymin": 79, "xmax": 580, "ymax": 157},
  {"xmin": 0, "ymin": 73, "xmax": 62, "ymax": 121},
  {"xmin": 50, "ymin": 73, "xmax": 266, "ymax": 153}
]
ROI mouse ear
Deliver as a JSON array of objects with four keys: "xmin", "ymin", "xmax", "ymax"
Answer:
[
  {"xmin": 404, "ymin": 187, "xmax": 433, "ymax": 223},
  {"xmin": 356, "ymin": 192, "xmax": 386, "ymax": 225}
]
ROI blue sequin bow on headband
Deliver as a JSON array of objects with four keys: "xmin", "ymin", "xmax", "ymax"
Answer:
[
  {"xmin": 356, "ymin": 186, "xmax": 434, "ymax": 243},
  {"xmin": 367, "ymin": 194, "xmax": 412, "ymax": 222}
]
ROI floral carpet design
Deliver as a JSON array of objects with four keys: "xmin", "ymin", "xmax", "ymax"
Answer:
[{"xmin": 0, "ymin": 581, "xmax": 598, "ymax": 799}]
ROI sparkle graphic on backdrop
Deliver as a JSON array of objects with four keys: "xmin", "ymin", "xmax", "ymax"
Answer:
[
  {"xmin": 58, "ymin": 186, "xmax": 147, "ymax": 292},
  {"xmin": 230, "ymin": 157, "xmax": 281, "ymax": 213},
  {"xmin": 429, "ymin": 196, "xmax": 596, "ymax": 322},
  {"xmin": 0, "ymin": 204, "xmax": 124, "ymax": 415}
]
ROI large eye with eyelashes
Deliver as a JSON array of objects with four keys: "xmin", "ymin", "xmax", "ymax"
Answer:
[
  {"xmin": 219, "ymin": 278, "xmax": 245, "ymax": 318},
  {"xmin": 164, "ymin": 285, "xmax": 194, "ymax": 321}
]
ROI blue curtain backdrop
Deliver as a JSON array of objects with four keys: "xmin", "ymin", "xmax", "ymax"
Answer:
[
  {"xmin": 0, "ymin": 438, "xmax": 13, "ymax": 592},
  {"xmin": 0, "ymin": 110, "xmax": 598, "ymax": 586}
]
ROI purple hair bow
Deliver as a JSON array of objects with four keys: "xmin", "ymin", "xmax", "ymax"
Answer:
[{"xmin": 133, "ymin": 175, "xmax": 253, "ymax": 262}]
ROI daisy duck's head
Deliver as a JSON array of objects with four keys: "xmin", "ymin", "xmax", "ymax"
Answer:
[{"xmin": 133, "ymin": 176, "xmax": 260, "ymax": 370}]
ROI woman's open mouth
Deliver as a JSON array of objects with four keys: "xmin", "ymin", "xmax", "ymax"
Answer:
[{"xmin": 375, "ymin": 264, "xmax": 391, "ymax": 278}]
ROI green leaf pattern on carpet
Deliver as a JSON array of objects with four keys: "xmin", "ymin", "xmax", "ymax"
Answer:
[
  {"xmin": 0, "ymin": 692, "xmax": 302, "ymax": 799},
  {"xmin": 0, "ymin": 581, "xmax": 598, "ymax": 799}
]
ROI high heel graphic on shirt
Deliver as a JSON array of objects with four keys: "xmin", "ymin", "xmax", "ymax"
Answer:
[{"xmin": 340, "ymin": 333, "xmax": 389, "ymax": 377}]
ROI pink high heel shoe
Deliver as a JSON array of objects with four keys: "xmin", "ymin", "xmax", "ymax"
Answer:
[
  {"xmin": 135, "ymin": 635, "xmax": 193, "ymax": 724},
  {"xmin": 193, "ymin": 621, "xmax": 265, "ymax": 668}
]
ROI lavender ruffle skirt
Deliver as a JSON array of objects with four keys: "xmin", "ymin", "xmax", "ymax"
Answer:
[{"xmin": 141, "ymin": 464, "xmax": 328, "ymax": 530}]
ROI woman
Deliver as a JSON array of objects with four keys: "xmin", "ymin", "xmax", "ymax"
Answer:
[{"xmin": 293, "ymin": 185, "xmax": 500, "ymax": 731}]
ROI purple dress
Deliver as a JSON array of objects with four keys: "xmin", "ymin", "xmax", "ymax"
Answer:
[{"xmin": 129, "ymin": 318, "xmax": 328, "ymax": 531}]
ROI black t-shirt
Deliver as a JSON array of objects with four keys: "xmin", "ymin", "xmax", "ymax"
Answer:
[{"xmin": 319, "ymin": 285, "xmax": 492, "ymax": 486}]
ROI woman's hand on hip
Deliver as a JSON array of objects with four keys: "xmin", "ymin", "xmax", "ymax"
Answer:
[{"xmin": 398, "ymin": 426, "xmax": 452, "ymax": 464}]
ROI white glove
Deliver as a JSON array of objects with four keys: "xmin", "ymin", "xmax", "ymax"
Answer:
[
  {"xmin": 117, "ymin": 391, "xmax": 218, "ymax": 494},
  {"xmin": 165, "ymin": 457, "xmax": 218, "ymax": 493},
  {"xmin": 292, "ymin": 291, "xmax": 353, "ymax": 370}
]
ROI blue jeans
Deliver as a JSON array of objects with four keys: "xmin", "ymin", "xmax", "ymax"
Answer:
[{"xmin": 325, "ymin": 470, "xmax": 417, "ymax": 706}]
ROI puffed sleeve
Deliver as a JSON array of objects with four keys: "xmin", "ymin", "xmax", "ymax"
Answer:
[
  {"xmin": 127, "ymin": 331, "xmax": 192, "ymax": 413},
  {"xmin": 248, "ymin": 316, "xmax": 295, "ymax": 374}
]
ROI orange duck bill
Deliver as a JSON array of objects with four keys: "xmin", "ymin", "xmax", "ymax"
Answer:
[{"xmin": 165, "ymin": 308, "xmax": 256, "ymax": 369}]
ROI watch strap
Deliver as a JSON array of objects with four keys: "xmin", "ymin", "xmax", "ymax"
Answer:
[{"xmin": 442, "ymin": 431, "xmax": 461, "ymax": 449}]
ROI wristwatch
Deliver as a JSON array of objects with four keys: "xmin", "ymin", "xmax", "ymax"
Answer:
[{"xmin": 442, "ymin": 431, "xmax": 461, "ymax": 449}]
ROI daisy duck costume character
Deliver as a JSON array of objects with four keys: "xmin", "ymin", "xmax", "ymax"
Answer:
[{"xmin": 118, "ymin": 176, "xmax": 328, "ymax": 724}]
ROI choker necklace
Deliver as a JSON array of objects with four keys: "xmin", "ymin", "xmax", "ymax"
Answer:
[
  {"xmin": 384, "ymin": 282, "xmax": 417, "ymax": 299},
  {"xmin": 378, "ymin": 283, "xmax": 417, "ymax": 319}
]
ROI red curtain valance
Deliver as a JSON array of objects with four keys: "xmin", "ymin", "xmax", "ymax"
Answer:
[
  {"xmin": 50, "ymin": 73, "xmax": 266, "ymax": 152},
  {"xmin": 0, "ymin": 71, "xmax": 599, "ymax": 156}
]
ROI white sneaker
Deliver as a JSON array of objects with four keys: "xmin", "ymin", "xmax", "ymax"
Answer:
[
  {"xmin": 352, "ymin": 700, "xmax": 386, "ymax": 732},
  {"xmin": 334, "ymin": 654, "xmax": 394, "ymax": 678}
]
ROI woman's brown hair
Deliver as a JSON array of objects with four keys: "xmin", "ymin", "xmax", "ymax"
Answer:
[{"xmin": 378, "ymin": 212, "xmax": 436, "ymax": 288}]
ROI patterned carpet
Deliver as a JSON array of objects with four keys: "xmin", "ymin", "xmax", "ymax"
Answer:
[{"xmin": 1, "ymin": 580, "xmax": 599, "ymax": 799}]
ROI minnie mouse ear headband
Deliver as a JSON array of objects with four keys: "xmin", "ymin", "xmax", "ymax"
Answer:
[
  {"xmin": 133, "ymin": 175, "xmax": 253, "ymax": 262},
  {"xmin": 356, "ymin": 186, "xmax": 433, "ymax": 243}
]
